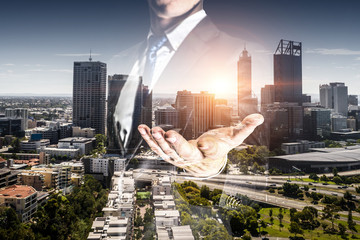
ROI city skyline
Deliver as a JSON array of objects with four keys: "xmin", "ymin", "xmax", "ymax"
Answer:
[{"xmin": 1, "ymin": 0, "xmax": 360, "ymax": 97}]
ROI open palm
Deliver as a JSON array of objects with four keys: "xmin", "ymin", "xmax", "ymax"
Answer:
[{"xmin": 138, "ymin": 113, "xmax": 264, "ymax": 177}]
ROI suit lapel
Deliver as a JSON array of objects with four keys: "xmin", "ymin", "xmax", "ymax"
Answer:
[{"xmin": 158, "ymin": 17, "xmax": 220, "ymax": 83}]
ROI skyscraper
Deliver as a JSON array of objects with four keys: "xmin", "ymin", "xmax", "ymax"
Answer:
[
  {"xmin": 237, "ymin": 47, "xmax": 258, "ymax": 119},
  {"xmin": 274, "ymin": 39, "xmax": 302, "ymax": 105},
  {"xmin": 333, "ymin": 83, "xmax": 348, "ymax": 116},
  {"xmin": 5, "ymin": 108, "xmax": 28, "ymax": 130},
  {"xmin": 319, "ymin": 82, "xmax": 348, "ymax": 116},
  {"xmin": 72, "ymin": 60, "xmax": 107, "ymax": 135},
  {"xmin": 174, "ymin": 90, "xmax": 215, "ymax": 140},
  {"xmin": 260, "ymin": 85, "xmax": 275, "ymax": 106}
]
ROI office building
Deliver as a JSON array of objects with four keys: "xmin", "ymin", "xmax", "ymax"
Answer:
[
  {"xmin": 319, "ymin": 82, "xmax": 348, "ymax": 116},
  {"xmin": 0, "ymin": 118, "xmax": 24, "ymax": 137},
  {"xmin": 73, "ymin": 61, "xmax": 107, "ymax": 135},
  {"xmin": 32, "ymin": 127, "xmax": 59, "ymax": 144},
  {"xmin": 319, "ymin": 84, "xmax": 333, "ymax": 109},
  {"xmin": 72, "ymin": 126, "xmax": 95, "ymax": 138},
  {"xmin": 262, "ymin": 102, "xmax": 303, "ymax": 149},
  {"xmin": 20, "ymin": 139, "xmax": 50, "ymax": 152},
  {"xmin": 333, "ymin": 83, "xmax": 348, "ymax": 116},
  {"xmin": 261, "ymin": 85, "xmax": 275, "ymax": 106},
  {"xmin": 237, "ymin": 48, "xmax": 258, "ymax": 118},
  {"xmin": 214, "ymin": 104, "xmax": 232, "ymax": 127},
  {"xmin": 155, "ymin": 106, "xmax": 179, "ymax": 128},
  {"xmin": 274, "ymin": 39, "xmax": 302, "ymax": 104},
  {"xmin": 174, "ymin": 90, "xmax": 215, "ymax": 139},
  {"xmin": 5, "ymin": 108, "xmax": 28, "ymax": 130},
  {"xmin": 58, "ymin": 137, "xmax": 95, "ymax": 155},
  {"xmin": 0, "ymin": 185, "xmax": 37, "ymax": 222},
  {"xmin": 348, "ymin": 95, "xmax": 358, "ymax": 106},
  {"xmin": 303, "ymin": 107, "xmax": 331, "ymax": 140},
  {"xmin": 331, "ymin": 115, "xmax": 347, "ymax": 132}
]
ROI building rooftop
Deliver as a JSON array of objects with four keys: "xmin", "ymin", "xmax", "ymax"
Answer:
[
  {"xmin": 0, "ymin": 185, "xmax": 36, "ymax": 198},
  {"xmin": 172, "ymin": 225, "xmax": 194, "ymax": 240},
  {"xmin": 271, "ymin": 147, "xmax": 360, "ymax": 163},
  {"xmin": 155, "ymin": 210, "xmax": 180, "ymax": 218},
  {"xmin": 59, "ymin": 137, "xmax": 95, "ymax": 143}
]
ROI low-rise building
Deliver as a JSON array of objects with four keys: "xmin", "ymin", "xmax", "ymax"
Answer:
[
  {"xmin": 0, "ymin": 185, "xmax": 37, "ymax": 222},
  {"xmin": 281, "ymin": 141, "xmax": 325, "ymax": 155},
  {"xmin": 155, "ymin": 210, "xmax": 180, "ymax": 227},
  {"xmin": 17, "ymin": 172, "xmax": 44, "ymax": 191},
  {"xmin": 153, "ymin": 176, "xmax": 171, "ymax": 196},
  {"xmin": 72, "ymin": 126, "xmax": 96, "ymax": 138},
  {"xmin": 0, "ymin": 168, "xmax": 18, "ymax": 188},
  {"xmin": 0, "ymin": 152, "xmax": 50, "ymax": 165},
  {"xmin": 39, "ymin": 147, "xmax": 80, "ymax": 158},
  {"xmin": 58, "ymin": 137, "xmax": 95, "ymax": 155},
  {"xmin": 20, "ymin": 139, "xmax": 50, "ymax": 152},
  {"xmin": 88, "ymin": 171, "xmax": 134, "ymax": 240}
]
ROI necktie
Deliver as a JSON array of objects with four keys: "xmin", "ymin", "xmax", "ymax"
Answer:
[{"xmin": 143, "ymin": 35, "xmax": 168, "ymax": 86}]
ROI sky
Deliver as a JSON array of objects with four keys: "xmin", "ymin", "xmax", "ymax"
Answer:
[{"xmin": 1, "ymin": 0, "xmax": 360, "ymax": 98}]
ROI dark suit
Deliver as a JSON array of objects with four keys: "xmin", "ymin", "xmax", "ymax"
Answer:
[{"xmin": 107, "ymin": 16, "xmax": 243, "ymax": 157}]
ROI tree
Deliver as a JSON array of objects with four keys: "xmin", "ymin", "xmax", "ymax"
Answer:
[
  {"xmin": 320, "ymin": 175, "xmax": 329, "ymax": 182},
  {"xmin": 322, "ymin": 204, "xmax": 340, "ymax": 230},
  {"xmin": 332, "ymin": 167, "xmax": 338, "ymax": 177},
  {"xmin": 10, "ymin": 137, "xmax": 21, "ymax": 153},
  {"xmin": 200, "ymin": 185, "xmax": 210, "ymax": 199},
  {"xmin": 289, "ymin": 222, "xmax": 303, "ymax": 236},
  {"xmin": 251, "ymin": 162, "xmax": 260, "ymax": 173},
  {"xmin": 333, "ymin": 176, "xmax": 343, "ymax": 185},
  {"xmin": 277, "ymin": 213, "xmax": 284, "ymax": 229},
  {"xmin": 240, "ymin": 164, "xmax": 248, "ymax": 174},
  {"xmin": 338, "ymin": 223, "xmax": 346, "ymax": 236},
  {"xmin": 309, "ymin": 173, "xmax": 319, "ymax": 182},
  {"xmin": 94, "ymin": 134, "xmax": 106, "ymax": 154},
  {"xmin": 344, "ymin": 190, "xmax": 353, "ymax": 201},
  {"xmin": 259, "ymin": 220, "xmax": 267, "ymax": 233},
  {"xmin": 282, "ymin": 183, "xmax": 303, "ymax": 198},
  {"xmin": 347, "ymin": 209, "xmax": 356, "ymax": 232},
  {"xmin": 321, "ymin": 222, "xmax": 328, "ymax": 233}
]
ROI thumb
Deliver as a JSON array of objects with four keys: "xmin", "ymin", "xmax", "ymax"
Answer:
[{"xmin": 231, "ymin": 113, "xmax": 264, "ymax": 145}]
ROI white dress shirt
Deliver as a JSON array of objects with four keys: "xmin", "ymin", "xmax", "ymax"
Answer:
[
  {"xmin": 115, "ymin": 10, "xmax": 207, "ymax": 148},
  {"xmin": 145, "ymin": 9, "xmax": 207, "ymax": 90}
]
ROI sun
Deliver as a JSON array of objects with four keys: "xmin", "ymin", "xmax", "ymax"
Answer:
[{"xmin": 211, "ymin": 79, "xmax": 232, "ymax": 97}]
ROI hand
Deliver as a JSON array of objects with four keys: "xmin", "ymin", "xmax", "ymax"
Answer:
[{"xmin": 138, "ymin": 113, "xmax": 264, "ymax": 177}]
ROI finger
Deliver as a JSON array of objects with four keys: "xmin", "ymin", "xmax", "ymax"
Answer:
[
  {"xmin": 138, "ymin": 125, "xmax": 172, "ymax": 162},
  {"xmin": 231, "ymin": 113, "xmax": 264, "ymax": 145},
  {"xmin": 151, "ymin": 127, "xmax": 186, "ymax": 164},
  {"xmin": 164, "ymin": 130, "xmax": 203, "ymax": 160}
]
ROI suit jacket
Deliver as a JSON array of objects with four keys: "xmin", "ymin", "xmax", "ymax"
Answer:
[{"xmin": 107, "ymin": 16, "xmax": 244, "ymax": 157}]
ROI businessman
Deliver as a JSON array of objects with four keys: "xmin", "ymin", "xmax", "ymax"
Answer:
[{"xmin": 108, "ymin": 0, "xmax": 263, "ymax": 178}]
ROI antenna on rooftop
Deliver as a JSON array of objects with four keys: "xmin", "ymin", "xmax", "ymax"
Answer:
[{"xmin": 89, "ymin": 49, "xmax": 92, "ymax": 62}]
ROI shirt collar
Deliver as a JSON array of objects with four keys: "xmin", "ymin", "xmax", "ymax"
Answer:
[{"xmin": 147, "ymin": 10, "xmax": 207, "ymax": 51}]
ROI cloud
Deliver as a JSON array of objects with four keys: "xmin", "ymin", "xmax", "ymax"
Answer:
[
  {"xmin": 306, "ymin": 48, "xmax": 360, "ymax": 55},
  {"xmin": 55, "ymin": 53, "xmax": 101, "ymax": 57},
  {"xmin": 254, "ymin": 49, "xmax": 273, "ymax": 55},
  {"xmin": 30, "ymin": 69, "xmax": 72, "ymax": 73},
  {"xmin": 3, "ymin": 63, "xmax": 14, "ymax": 66},
  {"xmin": 356, "ymin": 57, "xmax": 360, "ymax": 61}
]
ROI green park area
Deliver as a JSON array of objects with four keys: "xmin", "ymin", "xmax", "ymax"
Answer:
[
  {"xmin": 136, "ymin": 191, "xmax": 151, "ymax": 200},
  {"xmin": 259, "ymin": 207, "xmax": 360, "ymax": 240}
]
